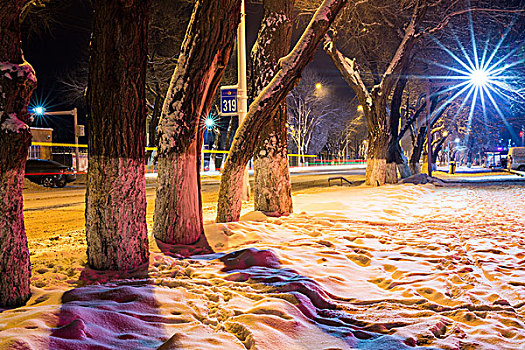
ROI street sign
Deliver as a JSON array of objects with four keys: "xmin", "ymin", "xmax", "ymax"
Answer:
[{"xmin": 220, "ymin": 85, "xmax": 238, "ymax": 116}]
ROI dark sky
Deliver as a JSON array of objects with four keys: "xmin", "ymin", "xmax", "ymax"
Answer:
[
  {"xmin": 22, "ymin": 0, "xmax": 92, "ymax": 142},
  {"xmin": 22, "ymin": 1, "xmax": 353, "ymax": 143}
]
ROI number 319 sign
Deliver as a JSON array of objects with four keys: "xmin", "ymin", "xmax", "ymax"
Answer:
[{"xmin": 220, "ymin": 86, "xmax": 237, "ymax": 116}]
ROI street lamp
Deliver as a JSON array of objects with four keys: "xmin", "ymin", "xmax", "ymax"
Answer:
[
  {"xmin": 205, "ymin": 117, "xmax": 215, "ymax": 130},
  {"xmin": 33, "ymin": 106, "xmax": 45, "ymax": 115},
  {"xmin": 469, "ymin": 69, "xmax": 489, "ymax": 87},
  {"xmin": 315, "ymin": 82, "xmax": 322, "ymax": 90},
  {"xmin": 31, "ymin": 107, "xmax": 81, "ymax": 173}
]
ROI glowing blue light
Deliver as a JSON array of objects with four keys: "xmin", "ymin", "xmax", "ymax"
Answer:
[
  {"xmin": 469, "ymin": 69, "xmax": 489, "ymax": 87},
  {"xmin": 205, "ymin": 118, "xmax": 215, "ymax": 128},
  {"xmin": 420, "ymin": 15, "xmax": 524, "ymax": 145},
  {"xmin": 34, "ymin": 106, "xmax": 45, "ymax": 115}
]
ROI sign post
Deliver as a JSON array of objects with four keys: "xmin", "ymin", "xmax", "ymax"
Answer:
[{"xmin": 220, "ymin": 86, "xmax": 238, "ymax": 116}]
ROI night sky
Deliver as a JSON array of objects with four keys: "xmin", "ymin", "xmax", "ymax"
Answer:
[{"xmin": 21, "ymin": 1, "xmax": 352, "ymax": 144}]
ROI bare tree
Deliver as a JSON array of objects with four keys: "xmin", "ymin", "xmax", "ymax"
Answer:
[
  {"xmin": 324, "ymin": 0, "xmax": 429, "ymax": 185},
  {"xmin": 217, "ymin": 0, "xmax": 348, "ymax": 223},
  {"xmin": 0, "ymin": 0, "xmax": 37, "ymax": 307},
  {"xmin": 85, "ymin": 0, "xmax": 150, "ymax": 270},
  {"xmin": 324, "ymin": 110, "xmax": 366, "ymax": 161},
  {"xmin": 287, "ymin": 70, "xmax": 335, "ymax": 164},
  {"xmin": 154, "ymin": 0, "xmax": 242, "ymax": 244}
]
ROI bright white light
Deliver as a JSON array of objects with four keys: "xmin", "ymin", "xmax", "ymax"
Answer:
[
  {"xmin": 455, "ymin": 138, "xmax": 460, "ymax": 143},
  {"xmin": 34, "ymin": 106, "xmax": 45, "ymax": 115},
  {"xmin": 470, "ymin": 69, "xmax": 489, "ymax": 87},
  {"xmin": 205, "ymin": 118, "xmax": 215, "ymax": 128}
]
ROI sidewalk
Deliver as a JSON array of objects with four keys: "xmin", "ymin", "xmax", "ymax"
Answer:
[{"xmin": 433, "ymin": 165, "xmax": 525, "ymax": 184}]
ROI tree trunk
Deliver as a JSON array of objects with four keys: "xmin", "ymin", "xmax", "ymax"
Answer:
[
  {"xmin": 365, "ymin": 106, "xmax": 389, "ymax": 186},
  {"xmin": 154, "ymin": 0, "xmax": 241, "ymax": 243},
  {"xmin": 217, "ymin": 0, "xmax": 348, "ymax": 223},
  {"xmin": 0, "ymin": 0, "xmax": 37, "ymax": 307},
  {"xmin": 86, "ymin": 0, "xmax": 150, "ymax": 271},
  {"xmin": 409, "ymin": 125, "xmax": 426, "ymax": 174},
  {"xmin": 251, "ymin": 0, "xmax": 295, "ymax": 216},
  {"xmin": 386, "ymin": 76, "xmax": 411, "ymax": 183}
]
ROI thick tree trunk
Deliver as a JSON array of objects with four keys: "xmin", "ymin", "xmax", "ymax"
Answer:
[
  {"xmin": 217, "ymin": 0, "xmax": 348, "ymax": 223},
  {"xmin": 251, "ymin": 0, "xmax": 295, "ymax": 216},
  {"xmin": 0, "ymin": 0, "xmax": 37, "ymax": 307},
  {"xmin": 86, "ymin": 0, "xmax": 150, "ymax": 271},
  {"xmin": 386, "ymin": 76, "xmax": 411, "ymax": 183},
  {"xmin": 365, "ymin": 108, "xmax": 389, "ymax": 186},
  {"xmin": 154, "ymin": 0, "xmax": 241, "ymax": 243}
]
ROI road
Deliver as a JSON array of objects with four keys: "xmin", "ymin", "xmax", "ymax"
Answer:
[{"xmin": 22, "ymin": 167, "xmax": 365, "ymax": 240}]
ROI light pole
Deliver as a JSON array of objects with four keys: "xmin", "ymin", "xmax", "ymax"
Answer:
[
  {"xmin": 33, "ymin": 107, "xmax": 80, "ymax": 172},
  {"xmin": 425, "ymin": 81, "xmax": 433, "ymax": 176},
  {"xmin": 237, "ymin": 0, "xmax": 250, "ymax": 201}
]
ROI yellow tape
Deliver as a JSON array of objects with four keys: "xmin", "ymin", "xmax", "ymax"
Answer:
[
  {"xmin": 32, "ymin": 142, "xmax": 88, "ymax": 148},
  {"xmin": 288, "ymin": 154, "xmax": 316, "ymax": 158},
  {"xmin": 32, "ymin": 142, "xmax": 316, "ymax": 157}
]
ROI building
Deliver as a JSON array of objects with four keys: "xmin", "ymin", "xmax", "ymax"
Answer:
[{"xmin": 28, "ymin": 127, "xmax": 53, "ymax": 160}]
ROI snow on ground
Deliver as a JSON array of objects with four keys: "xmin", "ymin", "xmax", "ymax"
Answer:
[{"xmin": 1, "ymin": 184, "xmax": 525, "ymax": 349}]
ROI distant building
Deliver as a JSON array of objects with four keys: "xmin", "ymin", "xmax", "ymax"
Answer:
[{"xmin": 29, "ymin": 127, "xmax": 53, "ymax": 160}]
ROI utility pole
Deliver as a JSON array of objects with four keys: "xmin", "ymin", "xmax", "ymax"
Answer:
[
  {"xmin": 237, "ymin": 0, "xmax": 250, "ymax": 201},
  {"xmin": 42, "ymin": 108, "xmax": 80, "ymax": 172},
  {"xmin": 425, "ymin": 81, "xmax": 432, "ymax": 177}
]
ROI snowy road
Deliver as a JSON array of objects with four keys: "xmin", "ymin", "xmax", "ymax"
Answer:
[{"xmin": 22, "ymin": 172, "xmax": 365, "ymax": 240}]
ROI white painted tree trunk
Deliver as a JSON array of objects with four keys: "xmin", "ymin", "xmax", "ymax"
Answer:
[
  {"xmin": 154, "ymin": 0, "xmax": 241, "ymax": 242},
  {"xmin": 217, "ymin": 0, "xmax": 348, "ymax": 222},
  {"xmin": 0, "ymin": 0, "xmax": 37, "ymax": 307}
]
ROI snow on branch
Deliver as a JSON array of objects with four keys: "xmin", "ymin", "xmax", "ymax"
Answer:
[
  {"xmin": 323, "ymin": 37, "xmax": 371, "ymax": 109},
  {"xmin": 377, "ymin": 1, "xmax": 427, "ymax": 95},
  {"xmin": 226, "ymin": 0, "xmax": 348, "ymax": 165},
  {"xmin": 0, "ymin": 61, "xmax": 36, "ymax": 83}
]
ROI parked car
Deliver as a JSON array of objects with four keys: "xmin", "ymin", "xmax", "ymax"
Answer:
[
  {"xmin": 25, "ymin": 159, "xmax": 76, "ymax": 187},
  {"xmin": 507, "ymin": 147, "xmax": 525, "ymax": 171},
  {"xmin": 484, "ymin": 151, "xmax": 507, "ymax": 169}
]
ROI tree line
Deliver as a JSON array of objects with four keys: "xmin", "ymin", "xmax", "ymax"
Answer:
[{"xmin": 2, "ymin": 0, "xmax": 524, "ymax": 307}]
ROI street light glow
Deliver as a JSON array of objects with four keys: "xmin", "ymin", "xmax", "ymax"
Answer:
[
  {"xmin": 34, "ymin": 106, "xmax": 45, "ymax": 115},
  {"xmin": 205, "ymin": 118, "xmax": 215, "ymax": 128},
  {"xmin": 422, "ymin": 16, "xmax": 525, "ymax": 145},
  {"xmin": 315, "ymin": 82, "xmax": 322, "ymax": 90},
  {"xmin": 469, "ymin": 69, "xmax": 489, "ymax": 87}
]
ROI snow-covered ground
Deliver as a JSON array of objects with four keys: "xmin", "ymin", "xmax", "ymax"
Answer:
[{"xmin": 2, "ymin": 184, "xmax": 525, "ymax": 349}]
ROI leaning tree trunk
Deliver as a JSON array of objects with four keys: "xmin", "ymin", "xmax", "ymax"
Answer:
[
  {"xmin": 0, "ymin": 0, "xmax": 37, "ymax": 307},
  {"xmin": 251, "ymin": 0, "xmax": 295, "ymax": 216},
  {"xmin": 154, "ymin": 0, "xmax": 241, "ymax": 244},
  {"xmin": 217, "ymin": 0, "xmax": 348, "ymax": 223},
  {"xmin": 85, "ymin": 0, "xmax": 150, "ymax": 271}
]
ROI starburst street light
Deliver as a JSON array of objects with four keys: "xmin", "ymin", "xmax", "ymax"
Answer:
[
  {"xmin": 422, "ymin": 17, "xmax": 525, "ymax": 146},
  {"xmin": 33, "ymin": 106, "xmax": 45, "ymax": 115},
  {"xmin": 469, "ymin": 69, "xmax": 489, "ymax": 87},
  {"xmin": 205, "ymin": 117, "xmax": 215, "ymax": 128}
]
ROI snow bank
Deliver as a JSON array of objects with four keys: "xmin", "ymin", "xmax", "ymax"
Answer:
[{"xmin": 2, "ymin": 185, "xmax": 525, "ymax": 349}]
